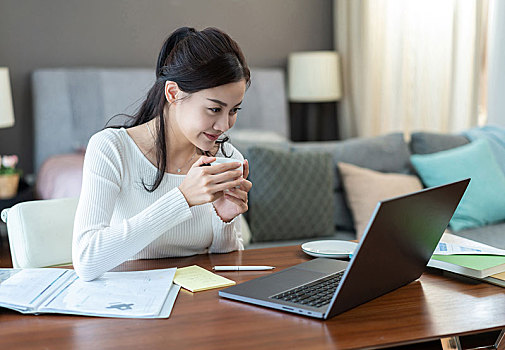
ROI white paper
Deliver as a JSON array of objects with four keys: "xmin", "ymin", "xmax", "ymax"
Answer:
[
  {"xmin": 0, "ymin": 268, "xmax": 71, "ymax": 310},
  {"xmin": 41, "ymin": 268, "xmax": 177, "ymax": 318},
  {"xmin": 434, "ymin": 233, "xmax": 505, "ymax": 256}
]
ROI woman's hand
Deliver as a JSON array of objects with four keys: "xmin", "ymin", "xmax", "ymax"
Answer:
[
  {"xmin": 178, "ymin": 156, "xmax": 245, "ymax": 207},
  {"xmin": 213, "ymin": 159, "xmax": 252, "ymax": 223}
]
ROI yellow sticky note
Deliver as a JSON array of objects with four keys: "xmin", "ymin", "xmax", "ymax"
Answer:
[{"xmin": 173, "ymin": 265, "xmax": 236, "ymax": 292}]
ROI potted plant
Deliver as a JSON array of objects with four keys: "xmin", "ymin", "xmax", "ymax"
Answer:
[{"xmin": 0, "ymin": 155, "xmax": 22, "ymax": 199}]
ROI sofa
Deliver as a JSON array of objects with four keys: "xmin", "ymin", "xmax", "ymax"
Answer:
[
  {"xmin": 30, "ymin": 67, "xmax": 505, "ymax": 252},
  {"xmin": 237, "ymin": 130, "xmax": 505, "ymax": 251}
]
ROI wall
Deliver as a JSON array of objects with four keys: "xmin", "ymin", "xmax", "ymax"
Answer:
[
  {"xmin": 487, "ymin": 0, "xmax": 505, "ymax": 127},
  {"xmin": 0, "ymin": 0, "xmax": 334, "ymax": 174}
]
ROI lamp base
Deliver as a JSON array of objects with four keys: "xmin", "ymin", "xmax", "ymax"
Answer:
[{"xmin": 290, "ymin": 102, "xmax": 339, "ymax": 142}]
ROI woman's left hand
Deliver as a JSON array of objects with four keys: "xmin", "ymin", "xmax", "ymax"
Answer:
[{"xmin": 213, "ymin": 159, "xmax": 252, "ymax": 222}]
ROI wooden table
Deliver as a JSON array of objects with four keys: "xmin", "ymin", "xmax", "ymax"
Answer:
[{"xmin": 1, "ymin": 245, "xmax": 505, "ymax": 350}]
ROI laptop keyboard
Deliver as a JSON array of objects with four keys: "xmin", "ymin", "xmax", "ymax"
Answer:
[{"xmin": 271, "ymin": 271, "xmax": 344, "ymax": 308}]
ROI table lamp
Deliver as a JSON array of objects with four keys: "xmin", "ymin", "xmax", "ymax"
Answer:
[
  {"xmin": 0, "ymin": 67, "xmax": 18, "ymax": 200},
  {"xmin": 288, "ymin": 51, "xmax": 342, "ymax": 141},
  {"xmin": 0, "ymin": 67, "xmax": 15, "ymax": 129}
]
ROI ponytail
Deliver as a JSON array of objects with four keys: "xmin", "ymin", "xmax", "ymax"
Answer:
[{"xmin": 156, "ymin": 27, "xmax": 196, "ymax": 78}]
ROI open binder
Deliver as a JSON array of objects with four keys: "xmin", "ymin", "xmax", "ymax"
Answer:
[{"xmin": 0, "ymin": 268, "xmax": 180, "ymax": 318}]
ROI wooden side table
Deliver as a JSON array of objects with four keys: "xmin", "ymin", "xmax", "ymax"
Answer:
[{"xmin": 0, "ymin": 177, "xmax": 34, "ymax": 210}]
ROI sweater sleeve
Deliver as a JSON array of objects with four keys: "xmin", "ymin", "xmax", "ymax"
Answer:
[
  {"xmin": 72, "ymin": 131, "xmax": 193, "ymax": 281},
  {"xmin": 208, "ymin": 207, "xmax": 244, "ymax": 253}
]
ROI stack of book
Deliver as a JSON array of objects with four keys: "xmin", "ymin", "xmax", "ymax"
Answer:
[{"xmin": 428, "ymin": 233, "xmax": 505, "ymax": 287}]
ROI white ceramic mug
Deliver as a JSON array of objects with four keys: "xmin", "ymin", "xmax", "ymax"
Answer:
[
  {"xmin": 210, "ymin": 157, "xmax": 244, "ymax": 186},
  {"xmin": 211, "ymin": 157, "xmax": 244, "ymax": 174}
]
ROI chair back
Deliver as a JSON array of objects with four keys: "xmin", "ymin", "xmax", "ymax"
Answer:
[{"xmin": 1, "ymin": 197, "xmax": 78, "ymax": 268}]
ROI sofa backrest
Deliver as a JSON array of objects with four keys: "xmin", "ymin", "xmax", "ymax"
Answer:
[
  {"xmin": 230, "ymin": 131, "xmax": 471, "ymax": 240},
  {"xmin": 290, "ymin": 133, "xmax": 413, "ymax": 231},
  {"xmin": 409, "ymin": 132, "xmax": 470, "ymax": 155},
  {"xmin": 32, "ymin": 68, "xmax": 153, "ymax": 172}
]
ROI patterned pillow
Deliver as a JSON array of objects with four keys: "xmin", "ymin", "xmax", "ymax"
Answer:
[{"xmin": 246, "ymin": 146, "xmax": 335, "ymax": 242}]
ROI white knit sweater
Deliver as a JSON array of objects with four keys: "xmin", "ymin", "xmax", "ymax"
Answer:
[{"xmin": 72, "ymin": 128, "xmax": 244, "ymax": 281}]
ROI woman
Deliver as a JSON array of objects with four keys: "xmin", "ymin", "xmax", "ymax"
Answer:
[{"xmin": 73, "ymin": 27, "xmax": 252, "ymax": 281}]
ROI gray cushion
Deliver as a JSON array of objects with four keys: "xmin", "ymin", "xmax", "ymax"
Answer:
[
  {"xmin": 410, "ymin": 132, "xmax": 469, "ymax": 155},
  {"xmin": 247, "ymin": 146, "xmax": 335, "ymax": 242},
  {"xmin": 290, "ymin": 133, "xmax": 412, "ymax": 231}
]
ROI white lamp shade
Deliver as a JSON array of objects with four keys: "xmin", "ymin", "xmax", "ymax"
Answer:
[
  {"xmin": 288, "ymin": 51, "xmax": 342, "ymax": 102},
  {"xmin": 0, "ymin": 67, "xmax": 15, "ymax": 128}
]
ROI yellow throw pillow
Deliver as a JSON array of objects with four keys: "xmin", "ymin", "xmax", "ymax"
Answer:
[{"xmin": 338, "ymin": 162, "xmax": 423, "ymax": 239}]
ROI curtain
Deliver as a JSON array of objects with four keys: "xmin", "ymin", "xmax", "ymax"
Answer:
[{"xmin": 334, "ymin": 0, "xmax": 489, "ymax": 138}]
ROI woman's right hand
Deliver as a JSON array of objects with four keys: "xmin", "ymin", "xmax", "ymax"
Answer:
[{"xmin": 178, "ymin": 156, "xmax": 244, "ymax": 207}]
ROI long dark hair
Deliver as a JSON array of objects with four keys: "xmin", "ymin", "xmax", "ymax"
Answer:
[{"xmin": 113, "ymin": 27, "xmax": 250, "ymax": 192}]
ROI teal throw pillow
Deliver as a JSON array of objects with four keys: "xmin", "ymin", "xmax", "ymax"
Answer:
[
  {"xmin": 410, "ymin": 139, "xmax": 505, "ymax": 231},
  {"xmin": 247, "ymin": 146, "xmax": 335, "ymax": 242}
]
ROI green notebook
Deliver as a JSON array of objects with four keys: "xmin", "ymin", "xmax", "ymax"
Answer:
[{"xmin": 429, "ymin": 254, "xmax": 505, "ymax": 278}]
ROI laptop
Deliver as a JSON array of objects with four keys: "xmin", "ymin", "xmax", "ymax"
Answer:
[{"xmin": 219, "ymin": 178, "xmax": 470, "ymax": 319}]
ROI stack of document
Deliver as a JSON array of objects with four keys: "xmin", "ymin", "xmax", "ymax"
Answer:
[
  {"xmin": 0, "ymin": 268, "xmax": 180, "ymax": 318},
  {"xmin": 428, "ymin": 233, "xmax": 505, "ymax": 287}
]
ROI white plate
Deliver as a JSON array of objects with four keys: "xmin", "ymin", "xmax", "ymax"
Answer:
[{"xmin": 301, "ymin": 240, "xmax": 358, "ymax": 259}]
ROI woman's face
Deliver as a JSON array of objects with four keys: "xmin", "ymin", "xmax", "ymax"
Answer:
[{"xmin": 170, "ymin": 80, "xmax": 247, "ymax": 151}]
